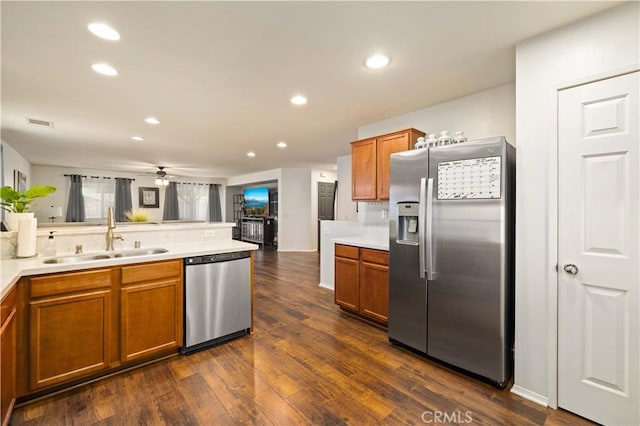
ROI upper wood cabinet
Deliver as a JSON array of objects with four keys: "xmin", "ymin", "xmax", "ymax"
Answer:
[
  {"xmin": 351, "ymin": 138, "xmax": 378, "ymax": 200},
  {"xmin": 351, "ymin": 128, "xmax": 425, "ymax": 201}
]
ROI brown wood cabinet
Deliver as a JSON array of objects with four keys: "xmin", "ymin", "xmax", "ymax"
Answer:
[
  {"xmin": 351, "ymin": 128, "xmax": 425, "ymax": 201},
  {"xmin": 27, "ymin": 269, "xmax": 113, "ymax": 391},
  {"xmin": 120, "ymin": 260, "xmax": 183, "ymax": 363},
  {"xmin": 1, "ymin": 287, "xmax": 17, "ymax": 426},
  {"xmin": 351, "ymin": 138, "xmax": 378, "ymax": 200},
  {"xmin": 334, "ymin": 244, "xmax": 359, "ymax": 311},
  {"xmin": 334, "ymin": 244, "xmax": 389, "ymax": 326},
  {"xmin": 17, "ymin": 258, "xmax": 184, "ymax": 398}
]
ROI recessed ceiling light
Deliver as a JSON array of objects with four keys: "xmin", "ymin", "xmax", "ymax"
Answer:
[
  {"xmin": 365, "ymin": 54, "xmax": 390, "ymax": 69},
  {"xmin": 92, "ymin": 63, "xmax": 118, "ymax": 76},
  {"xmin": 131, "ymin": 136, "xmax": 144, "ymax": 141},
  {"xmin": 144, "ymin": 117, "xmax": 160, "ymax": 125},
  {"xmin": 290, "ymin": 95, "xmax": 307, "ymax": 105},
  {"xmin": 276, "ymin": 141, "xmax": 287, "ymax": 148},
  {"xmin": 246, "ymin": 151, "xmax": 256, "ymax": 157},
  {"xmin": 88, "ymin": 22, "xmax": 120, "ymax": 41}
]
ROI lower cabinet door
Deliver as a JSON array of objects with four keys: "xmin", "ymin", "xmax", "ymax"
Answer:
[
  {"xmin": 359, "ymin": 261, "xmax": 389, "ymax": 324},
  {"xmin": 29, "ymin": 290, "xmax": 111, "ymax": 390},
  {"xmin": 1, "ymin": 307, "xmax": 17, "ymax": 425},
  {"xmin": 120, "ymin": 279, "xmax": 182, "ymax": 363},
  {"xmin": 335, "ymin": 257, "xmax": 359, "ymax": 311}
]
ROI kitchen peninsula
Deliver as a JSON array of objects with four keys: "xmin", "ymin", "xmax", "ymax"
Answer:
[{"xmin": 0, "ymin": 222, "xmax": 257, "ymax": 424}]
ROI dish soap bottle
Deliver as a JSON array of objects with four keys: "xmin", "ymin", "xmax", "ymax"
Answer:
[{"xmin": 43, "ymin": 231, "xmax": 57, "ymax": 257}]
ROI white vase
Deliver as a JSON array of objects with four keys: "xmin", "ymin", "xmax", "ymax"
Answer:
[{"xmin": 6, "ymin": 212, "xmax": 35, "ymax": 231}]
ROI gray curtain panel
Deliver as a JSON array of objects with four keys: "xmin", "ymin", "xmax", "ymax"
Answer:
[
  {"xmin": 115, "ymin": 178, "xmax": 133, "ymax": 222},
  {"xmin": 208, "ymin": 184, "xmax": 222, "ymax": 222},
  {"xmin": 162, "ymin": 182, "xmax": 179, "ymax": 220},
  {"xmin": 65, "ymin": 174, "xmax": 86, "ymax": 222}
]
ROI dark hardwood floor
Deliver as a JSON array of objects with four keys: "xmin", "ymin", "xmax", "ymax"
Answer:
[{"xmin": 11, "ymin": 248, "xmax": 593, "ymax": 425}]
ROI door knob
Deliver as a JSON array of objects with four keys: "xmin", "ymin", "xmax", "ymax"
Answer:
[{"xmin": 563, "ymin": 264, "xmax": 579, "ymax": 275}]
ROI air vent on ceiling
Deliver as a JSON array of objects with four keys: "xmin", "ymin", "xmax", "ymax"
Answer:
[{"xmin": 25, "ymin": 117, "xmax": 54, "ymax": 128}]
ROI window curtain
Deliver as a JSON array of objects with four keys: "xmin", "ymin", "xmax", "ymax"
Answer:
[
  {"xmin": 114, "ymin": 178, "xmax": 133, "ymax": 222},
  {"xmin": 177, "ymin": 183, "xmax": 208, "ymax": 221},
  {"xmin": 208, "ymin": 184, "xmax": 222, "ymax": 222},
  {"xmin": 163, "ymin": 182, "xmax": 179, "ymax": 220},
  {"xmin": 65, "ymin": 174, "xmax": 85, "ymax": 222},
  {"xmin": 83, "ymin": 177, "xmax": 115, "ymax": 223}
]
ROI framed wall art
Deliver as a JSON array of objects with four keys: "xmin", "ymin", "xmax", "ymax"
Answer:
[
  {"xmin": 139, "ymin": 187, "xmax": 159, "ymax": 208},
  {"xmin": 14, "ymin": 169, "xmax": 27, "ymax": 192}
]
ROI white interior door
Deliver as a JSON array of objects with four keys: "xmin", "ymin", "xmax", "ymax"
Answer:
[{"xmin": 558, "ymin": 71, "xmax": 639, "ymax": 425}]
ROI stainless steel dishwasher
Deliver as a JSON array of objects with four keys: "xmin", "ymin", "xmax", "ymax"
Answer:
[{"xmin": 181, "ymin": 251, "xmax": 251, "ymax": 354}]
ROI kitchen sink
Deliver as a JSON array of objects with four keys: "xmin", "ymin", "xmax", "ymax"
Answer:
[
  {"xmin": 43, "ymin": 254, "xmax": 113, "ymax": 264},
  {"xmin": 113, "ymin": 248, "xmax": 169, "ymax": 257},
  {"xmin": 42, "ymin": 248, "xmax": 169, "ymax": 264}
]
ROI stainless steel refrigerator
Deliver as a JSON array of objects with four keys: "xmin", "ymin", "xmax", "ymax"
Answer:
[{"xmin": 388, "ymin": 137, "xmax": 515, "ymax": 387}]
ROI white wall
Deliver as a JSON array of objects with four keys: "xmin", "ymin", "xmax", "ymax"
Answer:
[
  {"xmin": 2, "ymin": 140, "xmax": 32, "ymax": 191},
  {"xmin": 358, "ymin": 82, "xmax": 515, "ymax": 145},
  {"xmin": 279, "ymin": 168, "xmax": 313, "ymax": 251},
  {"xmin": 30, "ymin": 164, "xmax": 225, "ymax": 223},
  {"xmin": 335, "ymin": 155, "xmax": 357, "ymax": 222},
  {"xmin": 228, "ymin": 167, "xmax": 336, "ymax": 251},
  {"xmin": 310, "ymin": 169, "xmax": 337, "ymax": 250},
  {"xmin": 341, "ymin": 83, "xmax": 516, "ymax": 227},
  {"xmin": 514, "ymin": 2, "xmax": 639, "ymax": 406}
]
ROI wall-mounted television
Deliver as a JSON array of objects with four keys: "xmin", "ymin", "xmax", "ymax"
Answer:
[{"xmin": 243, "ymin": 187, "xmax": 269, "ymax": 216}]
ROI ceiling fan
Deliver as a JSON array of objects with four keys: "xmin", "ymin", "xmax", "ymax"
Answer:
[
  {"xmin": 154, "ymin": 167, "xmax": 170, "ymax": 186},
  {"xmin": 138, "ymin": 166, "xmax": 176, "ymax": 186}
]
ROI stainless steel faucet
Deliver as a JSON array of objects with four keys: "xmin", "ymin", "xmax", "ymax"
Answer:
[{"xmin": 106, "ymin": 206, "xmax": 124, "ymax": 251}]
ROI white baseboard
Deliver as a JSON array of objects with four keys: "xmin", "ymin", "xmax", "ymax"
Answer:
[
  {"xmin": 318, "ymin": 282, "xmax": 334, "ymax": 290},
  {"xmin": 276, "ymin": 248, "xmax": 318, "ymax": 252},
  {"xmin": 510, "ymin": 385, "xmax": 549, "ymax": 407}
]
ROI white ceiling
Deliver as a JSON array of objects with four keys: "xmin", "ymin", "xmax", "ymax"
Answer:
[{"xmin": 1, "ymin": 1, "xmax": 619, "ymax": 178}]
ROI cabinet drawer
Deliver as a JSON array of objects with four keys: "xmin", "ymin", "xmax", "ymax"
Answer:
[
  {"xmin": 335, "ymin": 244, "xmax": 359, "ymax": 260},
  {"xmin": 1, "ymin": 286, "xmax": 17, "ymax": 324},
  {"xmin": 121, "ymin": 259, "xmax": 182, "ymax": 285},
  {"xmin": 361, "ymin": 248, "xmax": 388, "ymax": 265},
  {"xmin": 30, "ymin": 269, "xmax": 112, "ymax": 298}
]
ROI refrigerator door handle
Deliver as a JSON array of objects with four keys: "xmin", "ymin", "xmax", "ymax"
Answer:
[
  {"xmin": 425, "ymin": 177, "xmax": 435, "ymax": 280},
  {"xmin": 418, "ymin": 177, "xmax": 427, "ymax": 279}
]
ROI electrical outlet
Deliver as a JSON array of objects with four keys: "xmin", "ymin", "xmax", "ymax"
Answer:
[{"xmin": 204, "ymin": 230, "xmax": 215, "ymax": 237}]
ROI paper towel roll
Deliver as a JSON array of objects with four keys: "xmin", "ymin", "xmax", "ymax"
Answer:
[{"xmin": 17, "ymin": 217, "xmax": 37, "ymax": 258}]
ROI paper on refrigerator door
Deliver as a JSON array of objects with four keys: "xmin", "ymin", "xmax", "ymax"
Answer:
[{"xmin": 437, "ymin": 156, "xmax": 501, "ymax": 200}]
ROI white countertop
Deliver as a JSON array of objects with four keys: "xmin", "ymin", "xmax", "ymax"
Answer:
[
  {"xmin": 0, "ymin": 239, "xmax": 258, "ymax": 299},
  {"xmin": 332, "ymin": 235, "xmax": 389, "ymax": 251}
]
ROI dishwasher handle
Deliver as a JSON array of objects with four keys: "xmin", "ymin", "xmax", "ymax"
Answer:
[{"xmin": 185, "ymin": 251, "xmax": 251, "ymax": 265}]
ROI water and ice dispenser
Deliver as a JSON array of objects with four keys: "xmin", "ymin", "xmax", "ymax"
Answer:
[{"xmin": 396, "ymin": 202, "xmax": 419, "ymax": 244}]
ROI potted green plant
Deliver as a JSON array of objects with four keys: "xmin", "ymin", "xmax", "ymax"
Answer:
[
  {"xmin": 125, "ymin": 208, "xmax": 151, "ymax": 223},
  {"xmin": 1, "ymin": 185, "xmax": 57, "ymax": 230}
]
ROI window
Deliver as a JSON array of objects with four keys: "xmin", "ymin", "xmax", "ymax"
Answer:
[
  {"xmin": 82, "ymin": 177, "xmax": 115, "ymax": 222},
  {"xmin": 177, "ymin": 183, "xmax": 208, "ymax": 221}
]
